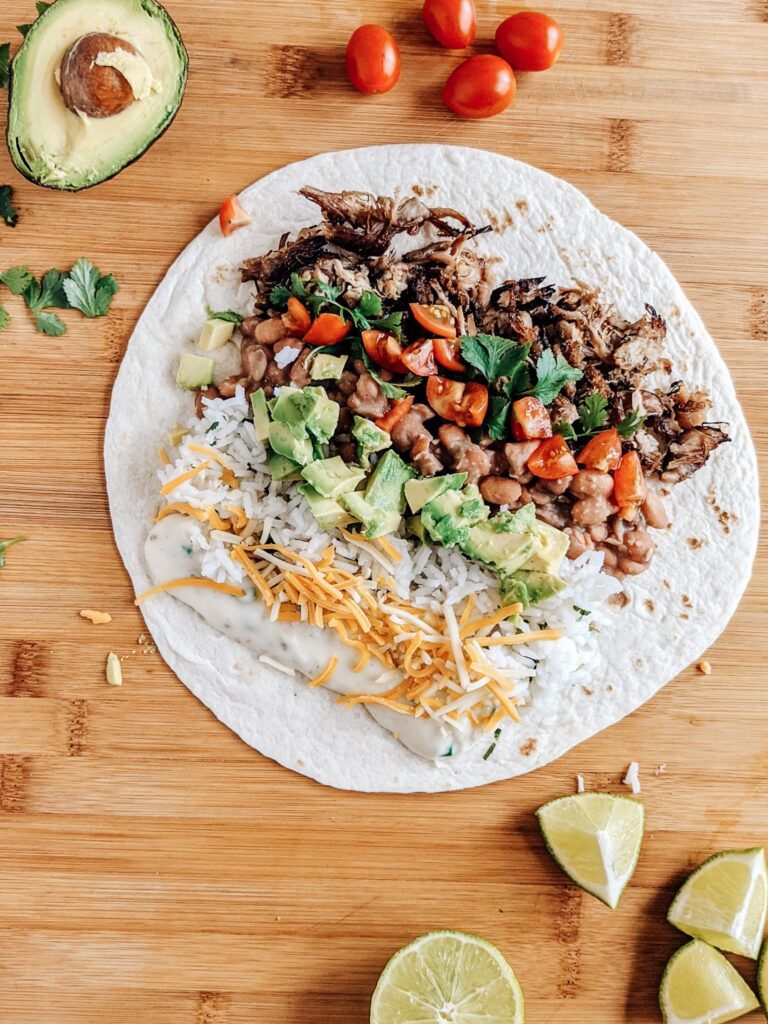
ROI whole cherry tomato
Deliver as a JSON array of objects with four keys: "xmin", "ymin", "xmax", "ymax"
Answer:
[
  {"xmin": 345, "ymin": 25, "xmax": 401, "ymax": 95},
  {"xmin": 303, "ymin": 313, "xmax": 351, "ymax": 345},
  {"xmin": 281, "ymin": 297, "xmax": 311, "ymax": 337},
  {"xmin": 495, "ymin": 12, "xmax": 564, "ymax": 72},
  {"xmin": 613, "ymin": 451, "xmax": 647, "ymax": 521},
  {"xmin": 361, "ymin": 329, "xmax": 408, "ymax": 373},
  {"xmin": 410, "ymin": 302, "xmax": 457, "ymax": 339},
  {"xmin": 511, "ymin": 397, "xmax": 552, "ymax": 441},
  {"xmin": 401, "ymin": 338, "xmax": 438, "ymax": 376},
  {"xmin": 577, "ymin": 428, "xmax": 622, "ymax": 472},
  {"xmin": 219, "ymin": 195, "xmax": 251, "ymax": 237},
  {"xmin": 423, "ymin": 0, "xmax": 477, "ymax": 49},
  {"xmin": 433, "ymin": 336, "xmax": 465, "ymax": 372},
  {"xmin": 426, "ymin": 376, "xmax": 488, "ymax": 427},
  {"xmin": 442, "ymin": 54, "xmax": 516, "ymax": 119},
  {"xmin": 527, "ymin": 435, "xmax": 578, "ymax": 479}
]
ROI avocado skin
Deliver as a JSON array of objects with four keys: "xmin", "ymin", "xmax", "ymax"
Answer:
[{"xmin": 6, "ymin": 0, "xmax": 189, "ymax": 191}]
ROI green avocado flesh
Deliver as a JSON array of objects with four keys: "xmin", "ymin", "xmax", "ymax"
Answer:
[{"xmin": 7, "ymin": 0, "xmax": 188, "ymax": 190}]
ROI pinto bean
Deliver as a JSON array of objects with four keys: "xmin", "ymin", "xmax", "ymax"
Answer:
[
  {"xmin": 480, "ymin": 476, "xmax": 523, "ymax": 506},
  {"xmin": 240, "ymin": 316, "xmax": 261, "ymax": 338},
  {"xmin": 195, "ymin": 386, "xmax": 219, "ymax": 418},
  {"xmin": 504, "ymin": 441, "xmax": 539, "ymax": 479},
  {"xmin": 566, "ymin": 527, "xmax": 592, "ymax": 559},
  {"xmin": 254, "ymin": 317, "xmax": 287, "ymax": 345},
  {"xmin": 348, "ymin": 373, "xmax": 388, "ymax": 419},
  {"xmin": 264, "ymin": 360, "xmax": 290, "ymax": 389},
  {"xmin": 541, "ymin": 476, "xmax": 573, "ymax": 495},
  {"xmin": 439, "ymin": 424, "xmax": 492, "ymax": 485},
  {"xmin": 596, "ymin": 544, "xmax": 619, "ymax": 569},
  {"xmin": 536, "ymin": 503, "xmax": 568, "ymax": 529},
  {"xmin": 217, "ymin": 375, "xmax": 250, "ymax": 399},
  {"xmin": 589, "ymin": 524, "xmax": 608, "ymax": 544},
  {"xmin": 337, "ymin": 370, "xmax": 359, "ymax": 396},
  {"xmin": 618, "ymin": 556, "xmax": 650, "ymax": 576},
  {"xmin": 571, "ymin": 495, "xmax": 618, "ymax": 526},
  {"xmin": 289, "ymin": 348, "xmax": 312, "ymax": 388},
  {"xmin": 569, "ymin": 470, "xmax": 614, "ymax": 499},
  {"xmin": 623, "ymin": 527, "xmax": 655, "ymax": 564},
  {"xmin": 241, "ymin": 342, "xmax": 269, "ymax": 382},
  {"xmin": 412, "ymin": 436, "xmax": 444, "ymax": 476},
  {"xmin": 642, "ymin": 490, "xmax": 670, "ymax": 530}
]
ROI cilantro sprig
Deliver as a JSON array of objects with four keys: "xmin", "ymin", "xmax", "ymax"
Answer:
[
  {"xmin": 0, "ymin": 536, "xmax": 25, "ymax": 569},
  {"xmin": 271, "ymin": 273, "xmax": 403, "ymax": 337},
  {"xmin": 63, "ymin": 258, "xmax": 119, "ymax": 318},
  {"xmin": 0, "ymin": 259, "xmax": 118, "ymax": 334},
  {"xmin": 17, "ymin": 2, "xmax": 51, "ymax": 37},
  {"xmin": 0, "ymin": 185, "xmax": 18, "ymax": 227},
  {"xmin": 207, "ymin": 309, "xmax": 244, "ymax": 324},
  {"xmin": 617, "ymin": 408, "xmax": 647, "ymax": 438}
]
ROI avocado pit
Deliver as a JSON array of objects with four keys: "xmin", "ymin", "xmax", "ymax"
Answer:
[{"xmin": 59, "ymin": 32, "xmax": 146, "ymax": 118}]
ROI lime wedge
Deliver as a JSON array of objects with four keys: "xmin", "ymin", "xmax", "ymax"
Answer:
[
  {"xmin": 758, "ymin": 936, "xmax": 768, "ymax": 1012},
  {"xmin": 660, "ymin": 940, "xmax": 759, "ymax": 1024},
  {"xmin": 536, "ymin": 793, "xmax": 645, "ymax": 909},
  {"xmin": 667, "ymin": 848, "xmax": 767, "ymax": 959},
  {"xmin": 370, "ymin": 930, "xmax": 524, "ymax": 1024}
]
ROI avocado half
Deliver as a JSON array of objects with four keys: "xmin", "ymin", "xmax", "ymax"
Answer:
[{"xmin": 7, "ymin": 0, "xmax": 188, "ymax": 190}]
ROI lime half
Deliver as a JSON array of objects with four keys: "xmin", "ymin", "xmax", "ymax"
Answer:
[
  {"xmin": 660, "ymin": 940, "xmax": 758, "ymax": 1024},
  {"xmin": 370, "ymin": 931, "xmax": 524, "ymax": 1024},
  {"xmin": 536, "ymin": 793, "xmax": 645, "ymax": 909},
  {"xmin": 667, "ymin": 848, "xmax": 767, "ymax": 959},
  {"xmin": 758, "ymin": 936, "xmax": 768, "ymax": 1012}
]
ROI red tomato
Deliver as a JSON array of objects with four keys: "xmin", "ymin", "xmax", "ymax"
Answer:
[
  {"xmin": 442, "ymin": 54, "xmax": 516, "ymax": 119},
  {"xmin": 511, "ymin": 397, "xmax": 552, "ymax": 441},
  {"xmin": 219, "ymin": 195, "xmax": 252, "ymax": 237},
  {"xmin": 410, "ymin": 302, "xmax": 457, "ymax": 339},
  {"xmin": 303, "ymin": 313, "xmax": 351, "ymax": 345},
  {"xmin": 433, "ymin": 336, "xmax": 465, "ymax": 372},
  {"xmin": 426, "ymin": 376, "xmax": 488, "ymax": 428},
  {"xmin": 361, "ymin": 329, "xmax": 408, "ymax": 373},
  {"xmin": 577, "ymin": 428, "xmax": 622, "ymax": 472},
  {"xmin": 495, "ymin": 12, "xmax": 564, "ymax": 72},
  {"xmin": 527, "ymin": 435, "xmax": 578, "ymax": 479},
  {"xmin": 613, "ymin": 451, "xmax": 647, "ymax": 521},
  {"xmin": 376, "ymin": 396, "xmax": 414, "ymax": 433},
  {"xmin": 423, "ymin": 0, "xmax": 477, "ymax": 49},
  {"xmin": 282, "ymin": 297, "xmax": 311, "ymax": 337},
  {"xmin": 401, "ymin": 338, "xmax": 438, "ymax": 376},
  {"xmin": 345, "ymin": 25, "xmax": 401, "ymax": 95}
]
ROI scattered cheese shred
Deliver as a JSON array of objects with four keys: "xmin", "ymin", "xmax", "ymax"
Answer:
[
  {"xmin": 134, "ymin": 576, "xmax": 245, "ymax": 605},
  {"xmin": 79, "ymin": 609, "xmax": 112, "ymax": 625},
  {"xmin": 375, "ymin": 536, "xmax": 402, "ymax": 562},
  {"xmin": 308, "ymin": 656, "xmax": 339, "ymax": 688},
  {"xmin": 155, "ymin": 503, "xmax": 210, "ymax": 524},
  {"xmin": 160, "ymin": 461, "xmax": 211, "ymax": 496},
  {"xmin": 187, "ymin": 443, "xmax": 236, "ymax": 472},
  {"xmin": 475, "ymin": 629, "xmax": 563, "ymax": 647},
  {"xmin": 459, "ymin": 604, "xmax": 524, "ymax": 638},
  {"xmin": 157, "ymin": 447, "xmax": 170, "ymax": 466}
]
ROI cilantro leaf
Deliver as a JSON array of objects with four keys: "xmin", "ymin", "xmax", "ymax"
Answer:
[
  {"xmin": 530, "ymin": 349, "xmax": 583, "ymax": 405},
  {"xmin": 483, "ymin": 728, "xmax": 502, "ymax": 761},
  {"xmin": 38, "ymin": 268, "xmax": 70, "ymax": 308},
  {"xmin": 577, "ymin": 393, "xmax": 609, "ymax": 437},
  {"xmin": 0, "ymin": 266, "xmax": 34, "ymax": 295},
  {"xmin": 486, "ymin": 396, "xmax": 511, "ymax": 441},
  {"xmin": 62, "ymin": 258, "xmax": 118, "ymax": 317},
  {"xmin": 0, "ymin": 43, "xmax": 10, "ymax": 89},
  {"xmin": 460, "ymin": 334, "xmax": 531, "ymax": 385},
  {"xmin": 17, "ymin": 2, "xmax": 49, "ymax": 35},
  {"xmin": 0, "ymin": 185, "xmax": 18, "ymax": 227},
  {"xmin": 207, "ymin": 309, "xmax": 243, "ymax": 324},
  {"xmin": 369, "ymin": 310, "xmax": 404, "ymax": 339},
  {"xmin": 617, "ymin": 408, "xmax": 647, "ymax": 438},
  {"xmin": 0, "ymin": 536, "xmax": 25, "ymax": 568},
  {"xmin": 34, "ymin": 310, "xmax": 67, "ymax": 335},
  {"xmin": 269, "ymin": 284, "xmax": 292, "ymax": 307},
  {"xmin": 0, "ymin": 306, "xmax": 9, "ymax": 331},
  {"xmin": 554, "ymin": 420, "xmax": 577, "ymax": 440},
  {"xmin": 356, "ymin": 291, "xmax": 383, "ymax": 320}
]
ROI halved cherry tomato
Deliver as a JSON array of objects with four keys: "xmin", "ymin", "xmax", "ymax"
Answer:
[
  {"xmin": 577, "ymin": 428, "xmax": 622, "ymax": 472},
  {"xmin": 219, "ymin": 195, "xmax": 252, "ymax": 237},
  {"xmin": 527, "ymin": 435, "xmax": 578, "ymax": 479},
  {"xmin": 361, "ymin": 329, "xmax": 407, "ymax": 373},
  {"xmin": 426, "ymin": 376, "xmax": 488, "ymax": 428},
  {"xmin": 495, "ymin": 12, "xmax": 564, "ymax": 72},
  {"xmin": 442, "ymin": 54, "xmax": 516, "ymax": 120},
  {"xmin": 613, "ymin": 451, "xmax": 647, "ymax": 521},
  {"xmin": 345, "ymin": 25, "xmax": 401, "ymax": 95},
  {"xmin": 410, "ymin": 303, "xmax": 457, "ymax": 339},
  {"xmin": 282, "ymin": 297, "xmax": 311, "ymax": 337},
  {"xmin": 423, "ymin": 0, "xmax": 477, "ymax": 49},
  {"xmin": 433, "ymin": 336, "xmax": 465, "ymax": 372},
  {"xmin": 401, "ymin": 338, "xmax": 438, "ymax": 376},
  {"xmin": 303, "ymin": 313, "xmax": 351, "ymax": 346},
  {"xmin": 511, "ymin": 396, "xmax": 552, "ymax": 441},
  {"xmin": 376, "ymin": 396, "xmax": 414, "ymax": 433}
]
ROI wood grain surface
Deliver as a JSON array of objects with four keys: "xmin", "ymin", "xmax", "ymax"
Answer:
[{"xmin": 1, "ymin": 1, "xmax": 766, "ymax": 1020}]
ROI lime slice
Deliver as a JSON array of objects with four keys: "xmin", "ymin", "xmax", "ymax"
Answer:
[
  {"xmin": 667, "ymin": 848, "xmax": 767, "ymax": 959},
  {"xmin": 536, "ymin": 793, "xmax": 645, "ymax": 909},
  {"xmin": 370, "ymin": 930, "xmax": 524, "ymax": 1024},
  {"xmin": 660, "ymin": 940, "xmax": 759, "ymax": 1024},
  {"xmin": 758, "ymin": 936, "xmax": 768, "ymax": 1012}
]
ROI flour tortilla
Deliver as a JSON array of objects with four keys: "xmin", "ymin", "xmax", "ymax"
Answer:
[{"xmin": 104, "ymin": 145, "xmax": 759, "ymax": 792}]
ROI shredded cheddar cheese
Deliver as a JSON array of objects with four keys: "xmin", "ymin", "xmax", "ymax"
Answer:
[
  {"xmin": 160, "ymin": 461, "xmax": 211, "ymax": 496},
  {"xmin": 135, "ymin": 577, "xmax": 246, "ymax": 605},
  {"xmin": 309, "ymin": 656, "xmax": 339, "ymax": 688}
]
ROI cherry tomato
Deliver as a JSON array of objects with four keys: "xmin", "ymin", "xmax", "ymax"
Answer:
[
  {"xmin": 410, "ymin": 302, "xmax": 457, "ymax": 339},
  {"xmin": 345, "ymin": 25, "xmax": 401, "ymax": 95},
  {"xmin": 613, "ymin": 451, "xmax": 647, "ymax": 521},
  {"xmin": 433, "ymin": 336, "xmax": 465, "ymax": 372},
  {"xmin": 303, "ymin": 313, "xmax": 351, "ymax": 345},
  {"xmin": 527, "ymin": 435, "xmax": 578, "ymax": 479},
  {"xmin": 577, "ymin": 428, "xmax": 622, "ymax": 472},
  {"xmin": 442, "ymin": 54, "xmax": 516, "ymax": 120},
  {"xmin": 219, "ymin": 195, "xmax": 252, "ymax": 237},
  {"xmin": 376, "ymin": 396, "xmax": 414, "ymax": 433},
  {"xmin": 282, "ymin": 297, "xmax": 311, "ymax": 337},
  {"xmin": 511, "ymin": 397, "xmax": 552, "ymax": 441},
  {"xmin": 401, "ymin": 338, "xmax": 438, "ymax": 376},
  {"xmin": 361, "ymin": 329, "xmax": 408, "ymax": 373},
  {"xmin": 495, "ymin": 12, "xmax": 564, "ymax": 72},
  {"xmin": 423, "ymin": 0, "xmax": 477, "ymax": 49},
  {"xmin": 426, "ymin": 376, "xmax": 488, "ymax": 428}
]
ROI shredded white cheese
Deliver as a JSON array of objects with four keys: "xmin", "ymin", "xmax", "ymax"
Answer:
[
  {"xmin": 623, "ymin": 761, "xmax": 641, "ymax": 794},
  {"xmin": 273, "ymin": 346, "xmax": 303, "ymax": 369},
  {"xmin": 577, "ymin": 774, "xmax": 585, "ymax": 793}
]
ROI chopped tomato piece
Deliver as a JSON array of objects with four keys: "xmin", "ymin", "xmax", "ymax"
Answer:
[
  {"xmin": 433, "ymin": 336, "xmax": 465, "ymax": 372},
  {"xmin": 303, "ymin": 313, "xmax": 351, "ymax": 345},
  {"xmin": 401, "ymin": 338, "xmax": 438, "ymax": 376},
  {"xmin": 361, "ymin": 329, "xmax": 407, "ymax": 373},
  {"xmin": 577, "ymin": 428, "xmax": 622, "ymax": 472},
  {"xmin": 376, "ymin": 396, "xmax": 414, "ymax": 433},
  {"xmin": 613, "ymin": 451, "xmax": 647, "ymax": 521},
  {"xmin": 511, "ymin": 397, "xmax": 552, "ymax": 441},
  {"xmin": 282, "ymin": 297, "xmax": 311, "ymax": 337},
  {"xmin": 219, "ymin": 195, "xmax": 252, "ymax": 237},
  {"xmin": 426, "ymin": 376, "xmax": 488, "ymax": 428},
  {"xmin": 409, "ymin": 303, "xmax": 457, "ymax": 339},
  {"xmin": 527, "ymin": 435, "xmax": 578, "ymax": 479}
]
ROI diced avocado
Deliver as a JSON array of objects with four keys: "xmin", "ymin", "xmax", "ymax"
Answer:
[
  {"xmin": 168, "ymin": 424, "xmax": 188, "ymax": 447},
  {"xmin": 304, "ymin": 387, "xmax": 339, "ymax": 442},
  {"xmin": 404, "ymin": 472, "xmax": 468, "ymax": 514},
  {"xmin": 250, "ymin": 389, "xmax": 271, "ymax": 443},
  {"xmin": 266, "ymin": 452, "xmax": 303, "ymax": 481},
  {"xmin": 268, "ymin": 421, "xmax": 313, "ymax": 466},
  {"xmin": 310, "ymin": 353, "xmax": 348, "ymax": 381},
  {"xmin": 526, "ymin": 521, "xmax": 570, "ymax": 575},
  {"xmin": 499, "ymin": 569, "xmax": 567, "ymax": 609},
  {"xmin": 301, "ymin": 457, "xmax": 366, "ymax": 499},
  {"xmin": 270, "ymin": 388, "xmax": 311, "ymax": 438},
  {"xmin": 421, "ymin": 485, "xmax": 490, "ymax": 549},
  {"xmin": 199, "ymin": 318, "xmax": 235, "ymax": 352},
  {"xmin": 462, "ymin": 522, "xmax": 535, "ymax": 574},
  {"xmin": 406, "ymin": 515, "xmax": 431, "ymax": 545},
  {"xmin": 340, "ymin": 492, "xmax": 402, "ymax": 539},
  {"xmin": 8, "ymin": 0, "xmax": 189, "ymax": 191},
  {"xmin": 494, "ymin": 502, "xmax": 537, "ymax": 534},
  {"xmin": 176, "ymin": 353, "xmax": 214, "ymax": 390},
  {"xmin": 352, "ymin": 415, "xmax": 391, "ymax": 469},
  {"xmin": 458, "ymin": 484, "xmax": 490, "ymax": 526},
  {"xmin": 364, "ymin": 451, "xmax": 416, "ymax": 516},
  {"xmin": 270, "ymin": 386, "xmax": 340, "ymax": 443},
  {"xmin": 298, "ymin": 484, "xmax": 354, "ymax": 531}
]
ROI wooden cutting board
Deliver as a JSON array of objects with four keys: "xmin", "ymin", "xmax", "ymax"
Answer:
[{"xmin": 1, "ymin": 1, "xmax": 766, "ymax": 1020}]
